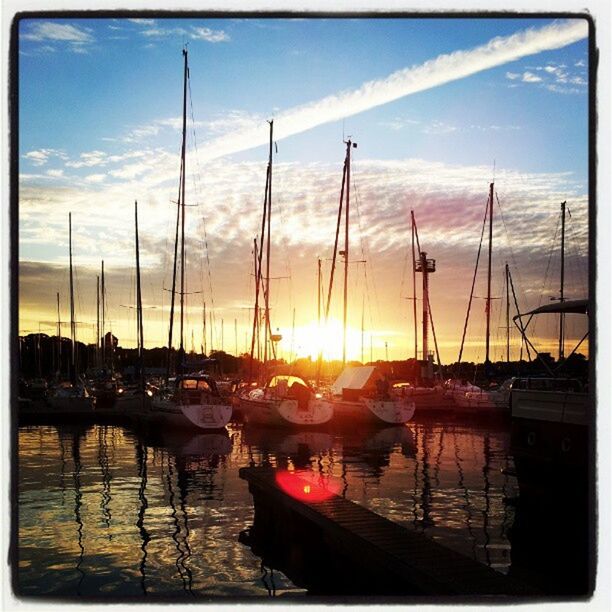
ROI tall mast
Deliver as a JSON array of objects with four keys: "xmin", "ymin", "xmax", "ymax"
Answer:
[
  {"xmin": 411, "ymin": 210, "xmax": 418, "ymax": 360},
  {"xmin": 101, "ymin": 260, "xmax": 105, "ymax": 367},
  {"xmin": 135, "ymin": 200, "xmax": 144, "ymax": 390},
  {"xmin": 420, "ymin": 252, "xmax": 429, "ymax": 361},
  {"xmin": 178, "ymin": 48, "xmax": 189, "ymax": 374},
  {"xmin": 69, "ymin": 213, "xmax": 76, "ymax": 382},
  {"xmin": 485, "ymin": 182, "xmax": 494, "ymax": 366},
  {"xmin": 248, "ymin": 239, "xmax": 259, "ymax": 382},
  {"xmin": 96, "ymin": 276, "xmax": 100, "ymax": 366},
  {"xmin": 342, "ymin": 139, "xmax": 352, "ymax": 366},
  {"xmin": 559, "ymin": 201, "xmax": 566, "ymax": 361},
  {"xmin": 263, "ymin": 121, "xmax": 273, "ymax": 365},
  {"xmin": 316, "ymin": 257, "xmax": 322, "ymax": 383},
  {"xmin": 505, "ymin": 263, "xmax": 510, "ymax": 363},
  {"xmin": 56, "ymin": 292, "xmax": 61, "ymax": 378}
]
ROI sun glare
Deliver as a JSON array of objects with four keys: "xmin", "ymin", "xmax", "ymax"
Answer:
[{"xmin": 276, "ymin": 318, "xmax": 375, "ymax": 363}]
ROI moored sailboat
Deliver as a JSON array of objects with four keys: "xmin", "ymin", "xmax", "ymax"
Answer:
[
  {"xmin": 148, "ymin": 48, "xmax": 232, "ymax": 431},
  {"xmin": 316, "ymin": 140, "xmax": 415, "ymax": 426},
  {"xmin": 237, "ymin": 121, "xmax": 333, "ymax": 427},
  {"xmin": 47, "ymin": 213, "xmax": 96, "ymax": 414}
]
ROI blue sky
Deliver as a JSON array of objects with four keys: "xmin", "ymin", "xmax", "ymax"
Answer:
[{"xmin": 18, "ymin": 17, "xmax": 590, "ymax": 361}]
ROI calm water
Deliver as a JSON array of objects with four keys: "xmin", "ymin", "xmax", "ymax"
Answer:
[{"xmin": 17, "ymin": 418, "xmax": 518, "ymax": 598}]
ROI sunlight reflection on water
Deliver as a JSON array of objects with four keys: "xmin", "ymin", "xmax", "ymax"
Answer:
[{"xmin": 18, "ymin": 418, "xmax": 517, "ymax": 597}]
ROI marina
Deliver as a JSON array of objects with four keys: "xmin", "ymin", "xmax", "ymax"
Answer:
[
  {"xmin": 17, "ymin": 416, "xmax": 589, "ymax": 598},
  {"xmin": 12, "ymin": 14, "xmax": 595, "ymax": 603}
]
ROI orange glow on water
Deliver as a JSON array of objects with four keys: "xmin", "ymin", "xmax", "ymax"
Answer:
[{"xmin": 275, "ymin": 470, "xmax": 339, "ymax": 503}]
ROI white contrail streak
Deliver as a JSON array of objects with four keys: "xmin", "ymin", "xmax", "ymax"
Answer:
[{"xmin": 199, "ymin": 19, "xmax": 588, "ymax": 160}]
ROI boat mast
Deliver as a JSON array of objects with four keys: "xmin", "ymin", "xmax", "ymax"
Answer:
[
  {"xmin": 263, "ymin": 120, "xmax": 273, "ymax": 365},
  {"xmin": 56, "ymin": 292, "xmax": 61, "ymax": 378},
  {"xmin": 420, "ymin": 252, "xmax": 429, "ymax": 361},
  {"xmin": 485, "ymin": 182, "xmax": 494, "ymax": 367},
  {"xmin": 135, "ymin": 200, "xmax": 144, "ymax": 390},
  {"xmin": 69, "ymin": 213, "xmax": 76, "ymax": 383},
  {"xmin": 178, "ymin": 48, "xmax": 189, "ymax": 375},
  {"xmin": 96, "ymin": 276, "xmax": 100, "ymax": 366},
  {"xmin": 101, "ymin": 260, "xmax": 105, "ymax": 367},
  {"xmin": 316, "ymin": 257, "xmax": 322, "ymax": 384},
  {"xmin": 505, "ymin": 262, "xmax": 510, "ymax": 363},
  {"xmin": 559, "ymin": 201, "xmax": 566, "ymax": 361},
  {"xmin": 342, "ymin": 139, "xmax": 354, "ymax": 367},
  {"xmin": 248, "ymin": 238, "xmax": 259, "ymax": 382},
  {"xmin": 410, "ymin": 210, "xmax": 418, "ymax": 360}
]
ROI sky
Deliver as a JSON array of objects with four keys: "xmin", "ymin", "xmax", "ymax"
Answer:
[{"xmin": 17, "ymin": 16, "xmax": 590, "ymax": 364}]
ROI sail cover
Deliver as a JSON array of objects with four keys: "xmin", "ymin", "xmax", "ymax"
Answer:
[{"xmin": 331, "ymin": 366, "xmax": 381, "ymax": 396}]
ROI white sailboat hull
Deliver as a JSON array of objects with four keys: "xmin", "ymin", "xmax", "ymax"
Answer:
[
  {"xmin": 239, "ymin": 393, "xmax": 333, "ymax": 427},
  {"xmin": 326, "ymin": 396, "xmax": 416, "ymax": 426},
  {"xmin": 149, "ymin": 397, "xmax": 231, "ymax": 430}
]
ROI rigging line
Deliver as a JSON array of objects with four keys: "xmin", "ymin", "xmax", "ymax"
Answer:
[
  {"xmin": 494, "ymin": 192, "xmax": 528, "ymax": 303},
  {"xmin": 187, "ymin": 74, "xmax": 218, "ymax": 349},
  {"xmin": 538, "ymin": 211, "xmax": 561, "ymax": 309},
  {"xmin": 532, "ymin": 210, "xmax": 561, "ymax": 342},
  {"xmin": 353, "ymin": 177, "xmax": 382, "ymax": 327},
  {"xmin": 458, "ymin": 197, "xmax": 489, "ymax": 364},
  {"xmin": 273, "ymin": 161, "xmax": 294, "ymax": 322}
]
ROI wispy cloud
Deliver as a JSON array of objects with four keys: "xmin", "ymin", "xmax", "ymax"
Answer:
[
  {"xmin": 21, "ymin": 21, "xmax": 93, "ymax": 43},
  {"xmin": 140, "ymin": 25, "xmax": 229, "ymax": 43},
  {"xmin": 193, "ymin": 19, "xmax": 587, "ymax": 161},
  {"xmin": 506, "ymin": 59, "xmax": 587, "ymax": 93},
  {"xmin": 18, "ymin": 155, "xmax": 588, "ymax": 358},
  {"xmin": 128, "ymin": 18, "xmax": 156, "ymax": 26},
  {"xmin": 23, "ymin": 148, "xmax": 68, "ymax": 166}
]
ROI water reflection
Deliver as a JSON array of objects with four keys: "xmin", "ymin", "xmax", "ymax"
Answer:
[{"xmin": 17, "ymin": 417, "xmax": 588, "ymax": 598}]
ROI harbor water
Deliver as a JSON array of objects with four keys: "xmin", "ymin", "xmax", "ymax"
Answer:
[{"xmin": 16, "ymin": 417, "xmax": 525, "ymax": 598}]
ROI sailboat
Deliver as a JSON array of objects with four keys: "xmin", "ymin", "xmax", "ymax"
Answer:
[
  {"xmin": 447, "ymin": 182, "xmax": 514, "ymax": 412},
  {"xmin": 319, "ymin": 140, "xmax": 415, "ymax": 426},
  {"xmin": 237, "ymin": 121, "xmax": 333, "ymax": 427},
  {"xmin": 47, "ymin": 213, "xmax": 96, "ymax": 414},
  {"xmin": 148, "ymin": 48, "xmax": 232, "ymax": 431},
  {"xmin": 116, "ymin": 201, "xmax": 152, "ymax": 413}
]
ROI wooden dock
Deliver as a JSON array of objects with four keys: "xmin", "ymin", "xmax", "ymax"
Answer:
[{"xmin": 239, "ymin": 466, "xmax": 540, "ymax": 598}]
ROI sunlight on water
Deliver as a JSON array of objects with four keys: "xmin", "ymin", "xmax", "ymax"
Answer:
[{"xmin": 18, "ymin": 419, "xmax": 517, "ymax": 597}]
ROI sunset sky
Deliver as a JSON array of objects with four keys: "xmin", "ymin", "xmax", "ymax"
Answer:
[{"xmin": 17, "ymin": 16, "xmax": 590, "ymax": 363}]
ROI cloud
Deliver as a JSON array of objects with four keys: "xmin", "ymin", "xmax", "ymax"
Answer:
[
  {"xmin": 84, "ymin": 173, "xmax": 106, "ymax": 183},
  {"xmin": 46, "ymin": 169, "xmax": 64, "ymax": 178},
  {"xmin": 140, "ymin": 25, "xmax": 229, "ymax": 42},
  {"xmin": 190, "ymin": 27, "xmax": 230, "ymax": 42},
  {"xmin": 21, "ymin": 21, "xmax": 93, "ymax": 43},
  {"xmin": 507, "ymin": 60, "xmax": 587, "ymax": 93},
  {"xmin": 65, "ymin": 150, "xmax": 108, "ymax": 168},
  {"xmin": 18, "ymin": 156, "xmax": 589, "ymax": 359},
  {"xmin": 23, "ymin": 148, "xmax": 68, "ymax": 166},
  {"xmin": 128, "ymin": 18, "xmax": 156, "ymax": 26},
  {"xmin": 521, "ymin": 71, "xmax": 542, "ymax": 82},
  {"xmin": 190, "ymin": 19, "xmax": 587, "ymax": 161}
]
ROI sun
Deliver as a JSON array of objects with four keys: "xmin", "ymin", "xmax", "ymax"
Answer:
[{"xmin": 276, "ymin": 317, "xmax": 371, "ymax": 363}]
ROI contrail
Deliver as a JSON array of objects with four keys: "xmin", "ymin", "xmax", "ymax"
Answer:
[{"xmin": 199, "ymin": 18, "xmax": 588, "ymax": 160}]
